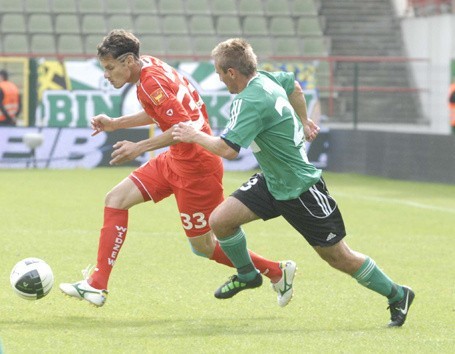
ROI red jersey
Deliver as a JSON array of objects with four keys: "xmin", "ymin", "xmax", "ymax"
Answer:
[{"xmin": 136, "ymin": 55, "xmax": 222, "ymax": 176}]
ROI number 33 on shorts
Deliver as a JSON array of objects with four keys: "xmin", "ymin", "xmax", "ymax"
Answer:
[{"xmin": 180, "ymin": 212, "xmax": 208, "ymax": 230}]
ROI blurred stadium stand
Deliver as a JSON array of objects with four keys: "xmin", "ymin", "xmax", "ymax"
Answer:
[
  {"xmin": 317, "ymin": 0, "xmax": 424, "ymax": 124},
  {"xmin": 406, "ymin": 0, "xmax": 452, "ymax": 16},
  {"xmin": 0, "ymin": 0, "xmax": 436, "ymax": 126},
  {"xmin": 0, "ymin": 0, "xmax": 327, "ymax": 57}
]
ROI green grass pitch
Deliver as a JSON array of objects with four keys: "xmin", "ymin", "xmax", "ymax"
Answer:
[{"xmin": 1, "ymin": 168, "xmax": 454, "ymax": 353}]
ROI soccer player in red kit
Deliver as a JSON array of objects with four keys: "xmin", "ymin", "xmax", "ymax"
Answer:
[{"xmin": 59, "ymin": 30, "xmax": 297, "ymax": 307}]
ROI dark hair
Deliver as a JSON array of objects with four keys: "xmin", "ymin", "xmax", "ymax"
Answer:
[
  {"xmin": 97, "ymin": 29, "xmax": 140, "ymax": 60},
  {"xmin": 0, "ymin": 69, "xmax": 8, "ymax": 80}
]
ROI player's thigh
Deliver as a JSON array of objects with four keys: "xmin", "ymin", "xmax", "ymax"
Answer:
[
  {"xmin": 228, "ymin": 173, "xmax": 281, "ymax": 221},
  {"xmin": 209, "ymin": 196, "xmax": 260, "ymax": 237},
  {"xmin": 210, "ymin": 173, "xmax": 278, "ymax": 236},
  {"xmin": 105, "ymin": 177, "xmax": 145, "ymax": 209}
]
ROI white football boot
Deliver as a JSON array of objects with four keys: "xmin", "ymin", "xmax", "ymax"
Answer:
[
  {"xmin": 272, "ymin": 260, "xmax": 297, "ymax": 307},
  {"xmin": 59, "ymin": 265, "xmax": 108, "ymax": 307}
]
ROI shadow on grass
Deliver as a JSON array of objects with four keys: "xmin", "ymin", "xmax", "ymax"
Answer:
[{"xmin": 1, "ymin": 315, "xmax": 383, "ymax": 337}]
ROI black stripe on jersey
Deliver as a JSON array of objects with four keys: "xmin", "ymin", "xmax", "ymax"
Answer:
[{"xmin": 221, "ymin": 137, "xmax": 241, "ymax": 153}]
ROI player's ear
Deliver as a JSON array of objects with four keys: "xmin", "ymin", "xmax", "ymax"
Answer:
[
  {"xmin": 126, "ymin": 54, "xmax": 135, "ymax": 66},
  {"xmin": 126, "ymin": 54, "xmax": 133, "ymax": 66},
  {"xmin": 227, "ymin": 68, "xmax": 236, "ymax": 79}
]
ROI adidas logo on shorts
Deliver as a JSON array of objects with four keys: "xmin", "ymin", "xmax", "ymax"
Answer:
[{"xmin": 326, "ymin": 232, "xmax": 337, "ymax": 241}]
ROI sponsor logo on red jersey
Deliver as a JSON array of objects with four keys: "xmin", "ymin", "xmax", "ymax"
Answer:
[{"xmin": 150, "ymin": 88, "xmax": 168, "ymax": 105}]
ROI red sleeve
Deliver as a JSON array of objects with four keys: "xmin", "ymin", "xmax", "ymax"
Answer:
[{"xmin": 139, "ymin": 75, "xmax": 192, "ymax": 131}]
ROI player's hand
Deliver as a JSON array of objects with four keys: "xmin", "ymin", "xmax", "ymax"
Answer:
[
  {"xmin": 110, "ymin": 140, "xmax": 141, "ymax": 165},
  {"xmin": 91, "ymin": 114, "xmax": 116, "ymax": 136},
  {"xmin": 172, "ymin": 122, "xmax": 198, "ymax": 143},
  {"xmin": 304, "ymin": 119, "xmax": 320, "ymax": 142}
]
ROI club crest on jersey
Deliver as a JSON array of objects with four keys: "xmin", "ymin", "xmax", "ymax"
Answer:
[{"xmin": 150, "ymin": 88, "xmax": 168, "ymax": 105}]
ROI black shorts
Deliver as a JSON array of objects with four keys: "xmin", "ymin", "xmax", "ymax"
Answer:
[{"xmin": 231, "ymin": 173, "xmax": 346, "ymax": 247}]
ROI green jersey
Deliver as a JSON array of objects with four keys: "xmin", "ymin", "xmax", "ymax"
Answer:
[{"xmin": 221, "ymin": 71, "xmax": 321, "ymax": 200}]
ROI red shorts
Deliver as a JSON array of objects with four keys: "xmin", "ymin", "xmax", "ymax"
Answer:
[{"xmin": 129, "ymin": 152, "xmax": 224, "ymax": 237}]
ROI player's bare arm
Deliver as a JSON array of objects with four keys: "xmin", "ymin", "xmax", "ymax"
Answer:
[
  {"xmin": 91, "ymin": 110, "xmax": 153, "ymax": 136},
  {"xmin": 110, "ymin": 127, "xmax": 177, "ymax": 165},
  {"xmin": 172, "ymin": 122, "xmax": 238, "ymax": 160},
  {"xmin": 288, "ymin": 81, "xmax": 320, "ymax": 142}
]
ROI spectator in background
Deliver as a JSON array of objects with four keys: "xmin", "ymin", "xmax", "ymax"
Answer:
[
  {"xmin": 0, "ymin": 69, "xmax": 21, "ymax": 126},
  {"xmin": 449, "ymin": 82, "xmax": 455, "ymax": 134}
]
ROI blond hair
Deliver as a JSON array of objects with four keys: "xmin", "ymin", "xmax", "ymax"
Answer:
[{"xmin": 211, "ymin": 38, "xmax": 257, "ymax": 76}]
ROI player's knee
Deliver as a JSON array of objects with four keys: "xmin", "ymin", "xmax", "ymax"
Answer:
[
  {"xmin": 320, "ymin": 253, "xmax": 341, "ymax": 269},
  {"xmin": 208, "ymin": 214, "xmax": 221, "ymax": 235},
  {"xmin": 208, "ymin": 211, "xmax": 234, "ymax": 237},
  {"xmin": 189, "ymin": 243, "xmax": 210, "ymax": 259},
  {"xmin": 104, "ymin": 190, "xmax": 122, "ymax": 208},
  {"xmin": 318, "ymin": 250, "xmax": 358, "ymax": 274},
  {"xmin": 105, "ymin": 189, "xmax": 135, "ymax": 209},
  {"xmin": 208, "ymin": 214, "xmax": 220, "ymax": 234}
]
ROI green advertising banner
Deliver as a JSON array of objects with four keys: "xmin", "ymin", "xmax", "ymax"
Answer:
[
  {"xmin": 35, "ymin": 59, "xmax": 320, "ymax": 129},
  {"xmin": 17, "ymin": 59, "xmax": 328, "ymax": 170}
]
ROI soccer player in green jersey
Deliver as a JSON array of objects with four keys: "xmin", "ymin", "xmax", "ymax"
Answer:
[{"xmin": 172, "ymin": 38, "xmax": 414, "ymax": 327}]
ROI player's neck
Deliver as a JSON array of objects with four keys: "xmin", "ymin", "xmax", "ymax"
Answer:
[
  {"xmin": 238, "ymin": 73, "xmax": 257, "ymax": 93},
  {"xmin": 130, "ymin": 61, "xmax": 142, "ymax": 83}
]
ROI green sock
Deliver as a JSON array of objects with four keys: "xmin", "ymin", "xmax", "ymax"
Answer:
[
  {"xmin": 218, "ymin": 228, "xmax": 258, "ymax": 282},
  {"xmin": 353, "ymin": 257, "xmax": 404, "ymax": 303}
]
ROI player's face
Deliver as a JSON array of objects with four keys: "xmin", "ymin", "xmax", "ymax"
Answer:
[
  {"xmin": 215, "ymin": 62, "xmax": 239, "ymax": 94},
  {"xmin": 99, "ymin": 55, "xmax": 132, "ymax": 89}
]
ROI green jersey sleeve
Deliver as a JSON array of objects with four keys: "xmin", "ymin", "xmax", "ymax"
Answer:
[
  {"xmin": 259, "ymin": 71, "xmax": 295, "ymax": 96},
  {"xmin": 221, "ymin": 97, "xmax": 262, "ymax": 148}
]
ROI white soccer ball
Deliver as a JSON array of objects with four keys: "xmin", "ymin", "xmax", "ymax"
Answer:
[{"xmin": 10, "ymin": 258, "xmax": 54, "ymax": 300}]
